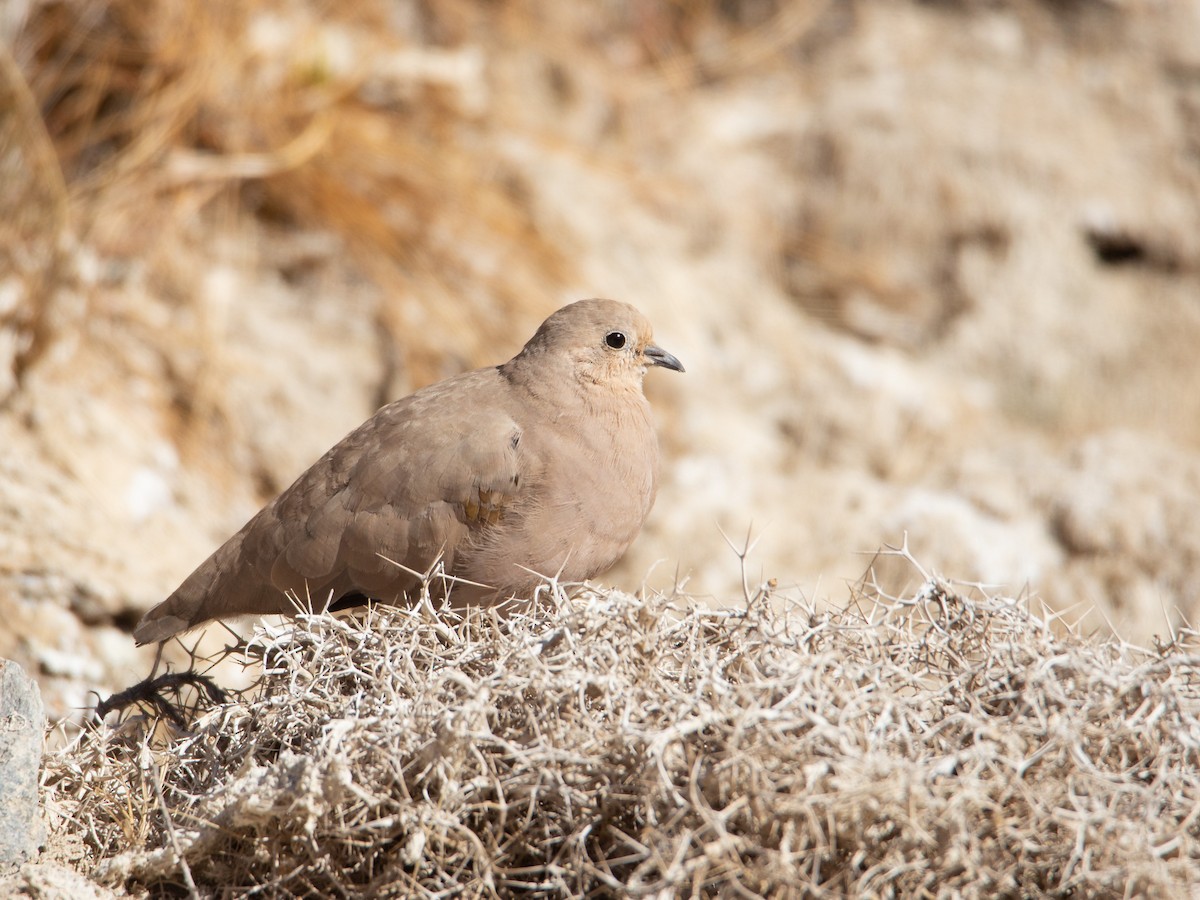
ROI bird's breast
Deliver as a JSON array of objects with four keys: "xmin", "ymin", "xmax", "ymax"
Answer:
[
  {"xmin": 535, "ymin": 399, "xmax": 657, "ymax": 540},
  {"xmin": 459, "ymin": 393, "xmax": 659, "ymax": 591}
]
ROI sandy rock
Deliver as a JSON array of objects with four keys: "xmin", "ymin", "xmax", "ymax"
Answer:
[
  {"xmin": 0, "ymin": 861, "xmax": 118, "ymax": 900},
  {"xmin": 1045, "ymin": 431, "xmax": 1200, "ymax": 639}
]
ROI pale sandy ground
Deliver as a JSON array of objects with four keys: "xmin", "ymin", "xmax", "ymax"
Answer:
[{"xmin": 2, "ymin": 0, "xmax": 1200, "ymax": 722}]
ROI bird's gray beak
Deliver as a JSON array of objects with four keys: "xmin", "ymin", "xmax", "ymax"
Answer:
[{"xmin": 644, "ymin": 344, "xmax": 685, "ymax": 373}]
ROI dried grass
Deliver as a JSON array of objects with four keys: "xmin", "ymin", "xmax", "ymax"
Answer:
[
  {"xmin": 40, "ymin": 555, "xmax": 1200, "ymax": 897},
  {"xmin": 5, "ymin": 0, "xmax": 574, "ymax": 400}
]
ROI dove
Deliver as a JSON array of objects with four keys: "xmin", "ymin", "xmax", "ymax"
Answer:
[{"xmin": 134, "ymin": 299, "xmax": 683, "ymax": 644}]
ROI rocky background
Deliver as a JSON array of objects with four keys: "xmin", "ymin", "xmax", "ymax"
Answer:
[{"xmin": 2, "ymin": 0, "xmax": 1200, "ymax": 722}]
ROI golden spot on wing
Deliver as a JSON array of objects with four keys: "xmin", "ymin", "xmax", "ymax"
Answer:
[{"xmin": 465, "ymin": 487, "xmax": 506, "ymax": 526}]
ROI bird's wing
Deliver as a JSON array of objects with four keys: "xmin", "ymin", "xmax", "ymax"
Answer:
[{"xmin": 133, "ymin": 372, "xmax": 524, "ymax": 644}]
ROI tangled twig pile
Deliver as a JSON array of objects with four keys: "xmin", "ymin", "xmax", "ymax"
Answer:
[{"xmin": 40, "ymin": 566, "xmax": 1200, "ymax": 896}]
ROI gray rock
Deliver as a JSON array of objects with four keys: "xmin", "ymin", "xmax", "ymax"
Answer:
[{"xmin": 0, "ymin": 659, "xmax": 45, "ymax": 867}]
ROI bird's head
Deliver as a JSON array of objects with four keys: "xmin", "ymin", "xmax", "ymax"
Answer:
[{"xmin": 514, "ymin": 298, "xmax": 684, "ymax": 393}]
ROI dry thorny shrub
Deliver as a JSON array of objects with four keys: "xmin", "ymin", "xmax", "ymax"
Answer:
[{"xmin": 39, "ymin": 556, "xmax": 1200, "ymax": 897}]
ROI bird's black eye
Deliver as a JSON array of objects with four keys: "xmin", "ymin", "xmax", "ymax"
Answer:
[{"xmin": 605, "ymin": 331, "xmax": 627, "ymax": 350}]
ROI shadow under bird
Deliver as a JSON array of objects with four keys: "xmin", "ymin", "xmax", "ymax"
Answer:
[{"xmin": 134, "ymin": 298, "xmax": 684, "ymax": 645}]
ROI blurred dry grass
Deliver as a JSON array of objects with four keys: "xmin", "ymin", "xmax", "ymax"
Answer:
[
  {"xmin": 0, "ymin": 27, "xmax": 69, "ymax": 393},
  {"xmin": 2, "ymin": 0, "xmax": 580, "ymax": 410},
  {"xmin": 42, "ymin": 559, "xmax": 1200, "ymax": 896}
]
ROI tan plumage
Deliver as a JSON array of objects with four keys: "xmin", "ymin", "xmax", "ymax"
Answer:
[{"xmin": 134, "ymin": 299, "xmax": 684, "ymax": 645}]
